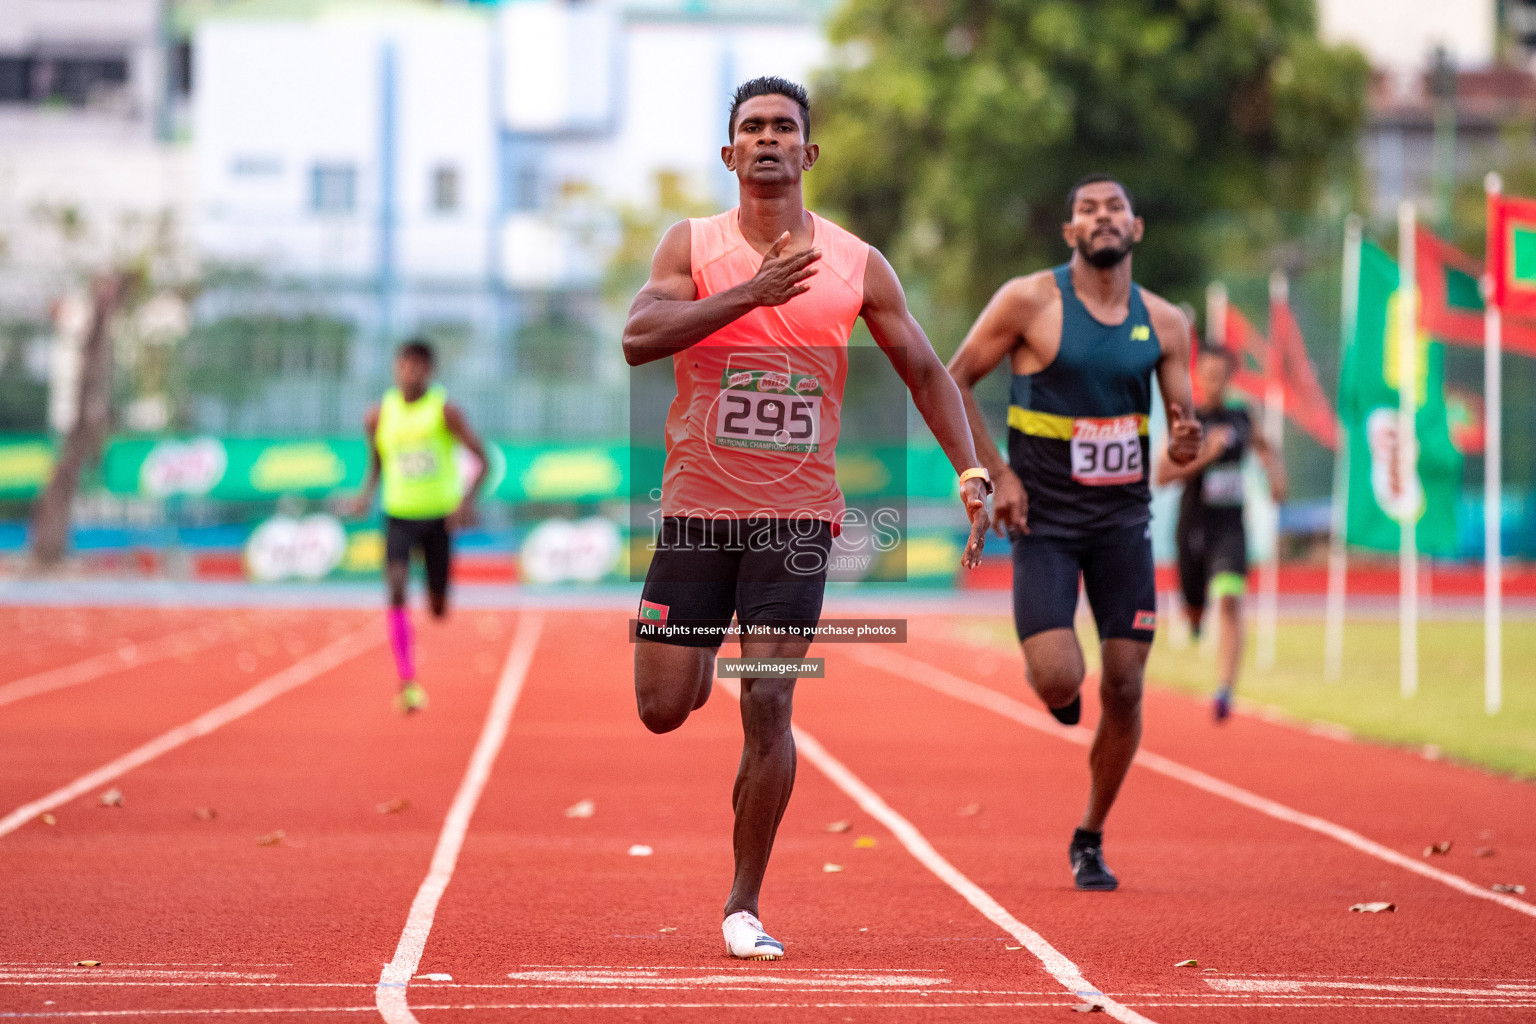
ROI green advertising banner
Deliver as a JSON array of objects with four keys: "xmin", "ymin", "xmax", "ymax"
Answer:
[
  {"xmin": 101, "ymin": 437, "xmax": 368, "ymax": 500},
  {"xmin": 7, "ymin": 434, "xmax": 964, "ymax": 505},
  {"xmin": 0, "ymin": 436, "xmax": 55, "ymax": 498},
  {"xmin": 1338, "ymin": 242, "xmax": 1463, "ymax": 555}
]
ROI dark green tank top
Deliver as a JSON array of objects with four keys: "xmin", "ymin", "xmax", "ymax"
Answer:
[
  {"xmin": 1006, "ymin": 264, "xmax": 1161, "ymax": 538},
  {"xmin": 1178, "ymin": 404, "xmax": 1252, "ymax": 529}
]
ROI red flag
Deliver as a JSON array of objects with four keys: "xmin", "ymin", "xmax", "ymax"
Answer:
[
  {"xmin": 1222, "ymin": 306, "xmax": 1270, "ymax": 398},
  {"xmin": 1268, "ymin": 297, "xmax": 1340, "ymax": 449},
  {"xmin": 1216, "ymin": 302, "xmax": 1339, "ymax": 450},
  {"xmin": 1489, "ymin": 191, "xmax": 1536, "ymax": 321},
  {"xmin": 1416, "ymin": 226, "xmax": 1483, "ymax": 345},
  {"xmin": 1418, "ymin": 224, "xmax": 1536, "ymax": 357}
]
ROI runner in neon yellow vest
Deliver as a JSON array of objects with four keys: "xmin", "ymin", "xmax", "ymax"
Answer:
[{"xmin": 350, "ymin": 339, "xmax": 489, "ymax": 713}]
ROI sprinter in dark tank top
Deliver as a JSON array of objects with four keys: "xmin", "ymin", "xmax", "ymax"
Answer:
[{"xmin": 948, "ymin": 175, "xmax": 1203, "ymax": 891}]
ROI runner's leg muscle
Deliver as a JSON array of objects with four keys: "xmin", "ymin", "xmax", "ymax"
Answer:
[
  {"xmin": 725, "ymin": 634, "xmax": 808, "ymax": 919},
  {"xmin": 634, "ymin": 639, "xmax": 713, "ymax": 734},
  {"xmin": 1082, "ymin": 638, "xmax": 1148, "ymax": 832},
  {"xmin": 1021, "ymin": 628, "xmax": 1086, "ymax": 710}
]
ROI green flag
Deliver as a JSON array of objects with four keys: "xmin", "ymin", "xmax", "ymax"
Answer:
[{"xmin": 1338, "ymin": 241, "xmax": 1462, "ymax": 554}]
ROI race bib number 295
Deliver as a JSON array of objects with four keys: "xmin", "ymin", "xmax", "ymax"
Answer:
[
  {"xmin": 1070, "ymin": 416, "xmax": 1143, "ymax": 486},
  {"xmin": 713, "ymin": 370, "xmax": 823, "ymax": 453}
]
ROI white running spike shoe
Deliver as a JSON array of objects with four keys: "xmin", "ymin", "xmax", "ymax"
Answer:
[{"xmin": 722, "ymin": 910, "xmax": 784, "ymax": 961}]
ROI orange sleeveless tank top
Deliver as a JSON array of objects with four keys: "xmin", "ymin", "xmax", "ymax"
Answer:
[{"xmin": 660, "ymin": 208, "xmax": 869, "ymax": 521}]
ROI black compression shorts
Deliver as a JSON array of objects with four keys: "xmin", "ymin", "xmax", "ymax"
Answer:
[
  {"xmin": 1176, "ymin": 516, "xmax": 1248, "ymax": 611},
  {"xmin": 637, "ymin": 517, "xmax": 833, "ymax": 648},
  {"xmin": 1010, "ymin": 521, "xmax": 1158, "ymax": 643},
  {"xmin": 385, "ymin": 515, "xmax": 452, "ymax": 597}
]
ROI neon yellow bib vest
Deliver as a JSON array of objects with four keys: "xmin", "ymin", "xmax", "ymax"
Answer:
[{"xmin": 376, "ymin": 385, "xmax": 462, "ymax": 520}]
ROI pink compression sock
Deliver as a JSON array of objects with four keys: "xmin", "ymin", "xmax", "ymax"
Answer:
[{"xmin": 387, "ymin": 606, "xmax": 415, "ymax": 682}]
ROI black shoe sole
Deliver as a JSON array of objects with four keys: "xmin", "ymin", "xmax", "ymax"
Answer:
[{"xmin": 1049, "ymin": 695, "xmax": 1082, "ymax": 726}]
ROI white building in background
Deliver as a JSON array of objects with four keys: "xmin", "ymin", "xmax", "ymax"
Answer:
[
  {"xmin": 193, "ymin": 0, "xmax": 828, "ymax": 291},
  {"xmin": 1318, "ymin": 0, "xmax": 1495, "ymax": 76},
  {"xmin": 185, "ymin": 0, "xmax": 829, "ymax": 436},
  {"xmin": 0, "ymin": 0, "xmax": 194, "ymax": 316}
]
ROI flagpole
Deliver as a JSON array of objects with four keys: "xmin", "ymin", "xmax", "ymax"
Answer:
[
  {"xmin": 1397, "ymin": 200, "xmax": 1420, "ymax": 700},
  {"xmin": 1258, "ymin": 272, "xmax": 1286, "ymax": 671},
  {"xmin": 1207, "ymin": 281, "xmax": 1228, "ymax": 349},
  {"xmin": 1203, "ymin": 282, "xmax": 1229, "ymax": 662},
  {"xmin": 1483, "ymin": 173, "xmax": 1503, "ymax": 715},
  {"xmin": 1325, "ymin": 216, "xmax": 1362, "ymax": 681}
]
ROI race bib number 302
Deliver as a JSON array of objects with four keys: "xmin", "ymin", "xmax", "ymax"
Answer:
[
  {"xmin": 1070, "ymin": 416, "xmax": 1143, "ymax": 486},
  {"xmin": 713, "ymin": 370, "xmax": 823, "ymax": 453}
]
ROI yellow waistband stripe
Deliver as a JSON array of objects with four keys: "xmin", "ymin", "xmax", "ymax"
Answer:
[{"xmin": 1007, "ymin": 406, "xmax": 1149, "ymax": 439}]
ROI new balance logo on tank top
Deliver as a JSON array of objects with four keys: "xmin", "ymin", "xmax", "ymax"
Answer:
[
  {"xmin": 1007, "ymin": 264, "xmax": 1161, "ymax": 539},
  {"xmin": 662, "ymin": 209, "xmax": 870, "ymax": 520}
]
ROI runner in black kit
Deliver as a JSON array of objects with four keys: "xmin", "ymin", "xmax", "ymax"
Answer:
[
  {"xmin": 1156, "ymin": 345, "xmax": 1286, "ymax": 722},
  {"xmin": 948, "ymin": 175, "xmax": 1201, "ymax": 890}
]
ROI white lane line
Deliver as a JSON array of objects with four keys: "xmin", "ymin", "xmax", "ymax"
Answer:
[
  {"xmin": 0, "ymin": 626, "xmax": 226, "ymax": 710},
  {"xmin": 13, "ymin": 999, "xmax": 1536, "ymax": 1017},
  {"xmin": 718, "ymin": 679, "xmax": 1154, "ymax": 1024},
  {"xmin": 846, "ymin": 645, "xmax": 1536, "ymax": 922},
  {"xmin": 0, "ymin": 628, "xmax": 379, "ymax": 839},
  {"xmin": 375, "ymin": 613, "xmax": 544, "ymax": 1024}
]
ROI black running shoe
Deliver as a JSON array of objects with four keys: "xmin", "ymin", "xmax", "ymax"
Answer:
[
  {"xmin": 1048, "ymin": 694, "xmax": 1081, "ymax": 726},
  {"xmin": 1070, "ymin": 840, "xmax": 1119, "ymax": 891}
]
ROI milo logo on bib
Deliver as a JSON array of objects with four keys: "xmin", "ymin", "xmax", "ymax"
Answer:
[
  {"xmin": 1069, "ymin": 415, "xmax": 1143, "ymax": 486},
  {"xmin": 714, "ymin": 370, "xmax": 825, "ymax": 453}
]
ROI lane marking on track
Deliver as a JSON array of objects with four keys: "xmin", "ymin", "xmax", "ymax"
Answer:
[
  {"xmin": 375, "ymin": 613, "xmax": 544, "ymax": 1024},
  {"xmin": 0, "ymin": 626, "xmax": 227, "ymax": 710},
  {"xmin": 845, "ymin": 645, "xmax": 1536, "ymax": 922},
  {"xmin": 717, "ymin": 679, "xmax": 1155, "ymax": 1024},
  {"xmin": 16, "ymin": 998, "xmax": 1536, "ymax": 1017},
  {"xmin": 1206, "ymin": 977, "xmax": 1536, "ymax": 998},
  {"xmin": 0, "ymin": 627, "xmax": 379, "ymax": 840}
]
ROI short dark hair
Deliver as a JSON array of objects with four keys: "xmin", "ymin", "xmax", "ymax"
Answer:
[
  {"xmin": 1066, "ymin": 174, "xmax": 1134, "ymax": 219},
  {"xmin": 728, "ymin": 76, "xmax": 811, "ymax": 141},
  {"xmin": 397, "ymin": 338, "xmax": 434, "ymax": 366},
  {"xmin": 1198, "ymin": 344, "xmax": 1239, "ymax": 370}
]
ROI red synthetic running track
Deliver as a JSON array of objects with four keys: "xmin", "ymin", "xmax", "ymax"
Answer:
[{"xmin": 0, "ymin": 606, "xmax": 1533, "ymax": 1022}]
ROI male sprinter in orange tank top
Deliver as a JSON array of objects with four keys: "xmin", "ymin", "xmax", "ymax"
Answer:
[{"xmin": 622, "ymin": 77, "xmax": 992, "ymax": 960}]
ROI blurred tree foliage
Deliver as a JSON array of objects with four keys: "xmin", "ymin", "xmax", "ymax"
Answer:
[
  {"xmin": 810, "ymin": 0, "xmax": 1370, "ymax": 344},
  {"xmin": 178, "ymin": 313, "xmax": 352, "ymax": 425}
]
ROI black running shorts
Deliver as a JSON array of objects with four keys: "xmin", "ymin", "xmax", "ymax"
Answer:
[
  {"xmin": 1176, "ymin": 516, "xmax": 1248, "ymax": 612},
  {"xmin": 1009, "ymin": 522, "xmax": 1158, "ymax": 643},
  {"xmin": 638, "ymin": 517, "xmax": 833, "ymax": 648},
  {"xmin": 385, "ymin": 515, "xmax": 452, "ymax": 597}
]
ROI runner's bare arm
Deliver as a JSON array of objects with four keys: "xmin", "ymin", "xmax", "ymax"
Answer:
[
  {"xmin": 862, "ymin": 248, "xmax": 990, "ymax": 567},
  {"xmin": 621, "ymin": 221, "xmax": 822, "ymax": 366},
  {"xmin": 1251, "ymin": 426, "xmax": 1289, "ymax": 503},
  {"xmin": 444, "ymin": 402, "xmax": 490, "ymax": 528},
  {"xmin": 1153, "ymin": 425, "xmax": 1234, "ymax": 485},
  {"xmin": 947, "ymin": 273, "xmax": 1055, "ymax": 536},
  {"xmin": 1149, "ymin": 298, "xmax": 1202, "ymax": 465},
  {"xmin": 349, "ymin": 406, "xmax": 382, "ymax": 518}
]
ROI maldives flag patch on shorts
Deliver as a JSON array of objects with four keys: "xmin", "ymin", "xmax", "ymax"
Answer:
[
  {"xmin": 1133, "ymin": 610, "xmax": 1157, "ymax": 631},
  {"xmin": 639, "ymin": 600, "xmax": 669, "ymax": 625}
]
